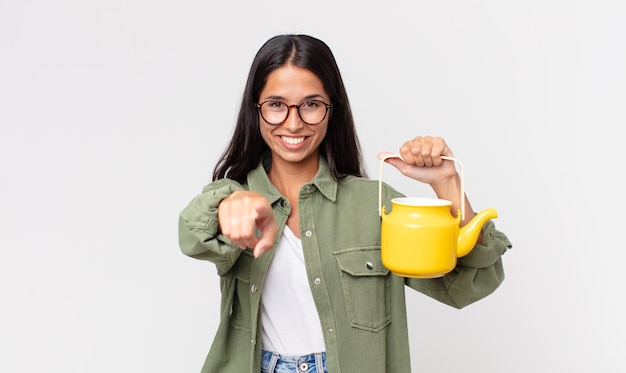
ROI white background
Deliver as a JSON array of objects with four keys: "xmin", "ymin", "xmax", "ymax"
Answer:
[{"xmin": 1, "ymin": 0, "xmax": 624, "ymax": 372}]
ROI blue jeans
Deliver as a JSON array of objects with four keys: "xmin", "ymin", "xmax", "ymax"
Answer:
[{"xmin": 261, "ymin": 350, "xmax": 328, "ymax": 373}]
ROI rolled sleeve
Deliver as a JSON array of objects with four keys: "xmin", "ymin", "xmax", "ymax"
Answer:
[
  {"xmin": 456, "ymin": 220, "xmax": 512, "ymax": 268},
  {"xmin": 178, "ymin": 179, "xmax": 245, "ymax": 274},
  {"xmin": 406, "ymin": 220, "xmax": 512, "ymax": 309}
]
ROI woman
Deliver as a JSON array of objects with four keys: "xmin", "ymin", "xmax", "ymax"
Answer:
[{"xmin": 178, "ymin": 34, "xmax": 512, "ymax": 373}]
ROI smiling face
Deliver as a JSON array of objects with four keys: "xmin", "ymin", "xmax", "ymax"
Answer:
[{"xmin": 258, "ymin": 64, "xmax": 330, "ymax": 172}]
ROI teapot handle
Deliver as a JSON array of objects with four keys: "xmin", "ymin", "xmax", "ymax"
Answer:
[{"xmin": 378, "ymin": 154, "xmax": 465, "ymax": 220}]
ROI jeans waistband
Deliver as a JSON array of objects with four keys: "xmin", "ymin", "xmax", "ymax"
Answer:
[{"xmin": 261, "ymin": 350, "xmax": 327, "ymax": 373}]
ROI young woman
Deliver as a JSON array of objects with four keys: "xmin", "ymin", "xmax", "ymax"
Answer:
[{"xmin": 178, "ymin": 34, "xmax": 512, "ymax": 373}]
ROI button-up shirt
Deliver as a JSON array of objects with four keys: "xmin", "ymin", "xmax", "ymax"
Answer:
[{"xmin": 178, "ymin": 155, "xmax": 512, "ymax": 373}]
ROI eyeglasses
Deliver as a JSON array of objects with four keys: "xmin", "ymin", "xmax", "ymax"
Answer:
[{"xmin": 256, "ymin": 100, "xmax": 332, "ymax": 126}]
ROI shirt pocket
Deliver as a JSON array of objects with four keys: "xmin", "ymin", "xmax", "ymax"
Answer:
[
  {"xmin": 231, "ymin": 250, "xmax": 254, "ymax": 332},
  {"xmin": 333, "ymin": 246, "xmax": 391, "ymax": 332}
]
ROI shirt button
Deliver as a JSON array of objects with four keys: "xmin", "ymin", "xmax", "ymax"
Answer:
[
  {"xmin": 305, "ymin": 230, "xmax": 312, "ymax": 237},
  {"xmin": 299, "ymin": 362, "xmax": 309, "ymax": 371},
  {"xmin": 328, "ymin": 328, "xmax": 334, "ymax": 334},
  {"xmin": 314, "ymin": 278, "xmax": 321, "ymax": 285},
  {"xmin": 250, "ymin": 284, "xmax": 257, "ymax": 294},
  {"xmin": 366, "ymin": 261, "xmax": 374, "ymax": 270}
]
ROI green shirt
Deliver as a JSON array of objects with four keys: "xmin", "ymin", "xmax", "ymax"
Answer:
[{"xmin": 178, "ymin": 156, "xmax": 512, "ymax": 373}]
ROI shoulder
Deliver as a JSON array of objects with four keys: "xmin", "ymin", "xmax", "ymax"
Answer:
[
  {"xmin": 338, "ymin": 175, "xmax": 404, "ymax": 197},
  {"xmin": 201, "ymin": 178, "xmax": 247, "ymax": 194}
]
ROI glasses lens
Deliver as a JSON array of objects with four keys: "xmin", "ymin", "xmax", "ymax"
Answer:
[
  {"xmin": 260, "ymin": 101, "xmax": 288, "ymax": 125},
  {"xmin": 299, "ymin": 101, "xmax": 327, "ymax": 125}
]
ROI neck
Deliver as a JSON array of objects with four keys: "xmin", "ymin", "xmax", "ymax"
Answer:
[{"xmin": 268, "ymin": 154, "xmax": 319, "ymax": 199}]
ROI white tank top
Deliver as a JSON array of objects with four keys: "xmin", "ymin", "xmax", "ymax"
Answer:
[{"xmin": 261, "ymin": 226, "xmax": 326, "ymax": 355}]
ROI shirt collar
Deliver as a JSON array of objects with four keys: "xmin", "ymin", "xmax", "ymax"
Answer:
[{"xmin": 247, "ymin": 154, "xmax": 338, "ymax": 203}]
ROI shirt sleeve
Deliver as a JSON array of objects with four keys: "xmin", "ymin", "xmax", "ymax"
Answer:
[
  {"xmin": 178, "ymin": 178, "xmax": 246, "ymax": 275},
  {"xmin": 405, "ymin": 220, "xmax": 512, "ymax": 309}
]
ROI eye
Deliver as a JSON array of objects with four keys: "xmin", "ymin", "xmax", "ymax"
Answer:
[
  {"xmin": 266, "ymin": 100, "xmax": 284, "ymax": 108},
  {"xmin": 303, "ymin": 100, "xmax": 321, "ymax": 108},
  {"xmin": 262, "ymin": 100, "xmax": 287, "ymax": 112}
]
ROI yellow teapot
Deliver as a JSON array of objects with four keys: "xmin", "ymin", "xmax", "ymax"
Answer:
[{"xmin": 378, "ymin": 154, "xmax": 498, "ymax": 278}]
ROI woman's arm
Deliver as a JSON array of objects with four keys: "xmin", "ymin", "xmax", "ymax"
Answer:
[{"xmin": 178, "ymin": 179, "xmax": 246, "ymax": 275}]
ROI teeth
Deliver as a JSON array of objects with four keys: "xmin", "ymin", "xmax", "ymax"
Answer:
[{"xmin": 281, "ymin": 136, "xmax": 305, "ymax": 145}]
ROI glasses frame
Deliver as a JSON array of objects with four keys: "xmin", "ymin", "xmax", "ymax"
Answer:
[{"xmin": 256, "ymin": 100, "xmax": 333, "ymax": 126}]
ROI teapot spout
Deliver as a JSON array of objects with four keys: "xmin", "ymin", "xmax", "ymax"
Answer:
[{"xmin": 457, "ymin": 208, "xmax": 498, "ymax": 257}]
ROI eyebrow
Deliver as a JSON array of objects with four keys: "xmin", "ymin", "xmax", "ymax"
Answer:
[{"xmin": 261, "ymin": 94, "xmax": 326, "ymax": 102}]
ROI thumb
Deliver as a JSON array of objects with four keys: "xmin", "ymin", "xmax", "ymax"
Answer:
[
  {"xmin": 377, "ymin": 152, "xmax": 406, "ymax": 172},
  {"xmin": 376, "ymin": 151, "xmax": 399, "ymax": 161},
  {"xmin": 252, "ymin": 200, "xmax": 273, "ymax": 225}
]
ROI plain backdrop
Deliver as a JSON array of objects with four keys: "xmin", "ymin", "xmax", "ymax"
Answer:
[{"xmin": 1, "ymin": 0, "xmax": 624, "ymax": 372}]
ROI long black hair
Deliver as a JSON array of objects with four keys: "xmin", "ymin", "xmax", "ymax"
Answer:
[{"xmin": 212, "ymin": 34, "xmax": 366, "ymax": 183}]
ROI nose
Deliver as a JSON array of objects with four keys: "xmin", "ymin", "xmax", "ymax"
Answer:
[{"xmin": 282, "ymin": 105, "xmax": 304, "ymax": 131}]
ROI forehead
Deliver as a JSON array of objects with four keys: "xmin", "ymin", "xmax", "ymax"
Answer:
[{"xmin": 260, "ymin": 65, "xmax": 327, "ymax": 99}]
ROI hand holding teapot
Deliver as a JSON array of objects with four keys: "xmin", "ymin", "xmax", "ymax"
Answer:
[
  {"xmin": 378, "ymin": 136, "xmax": 498, "ymax": 278},
  {"xmin": 378, "ymin": 136, "xmax": 468, "ymax": 219}
]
